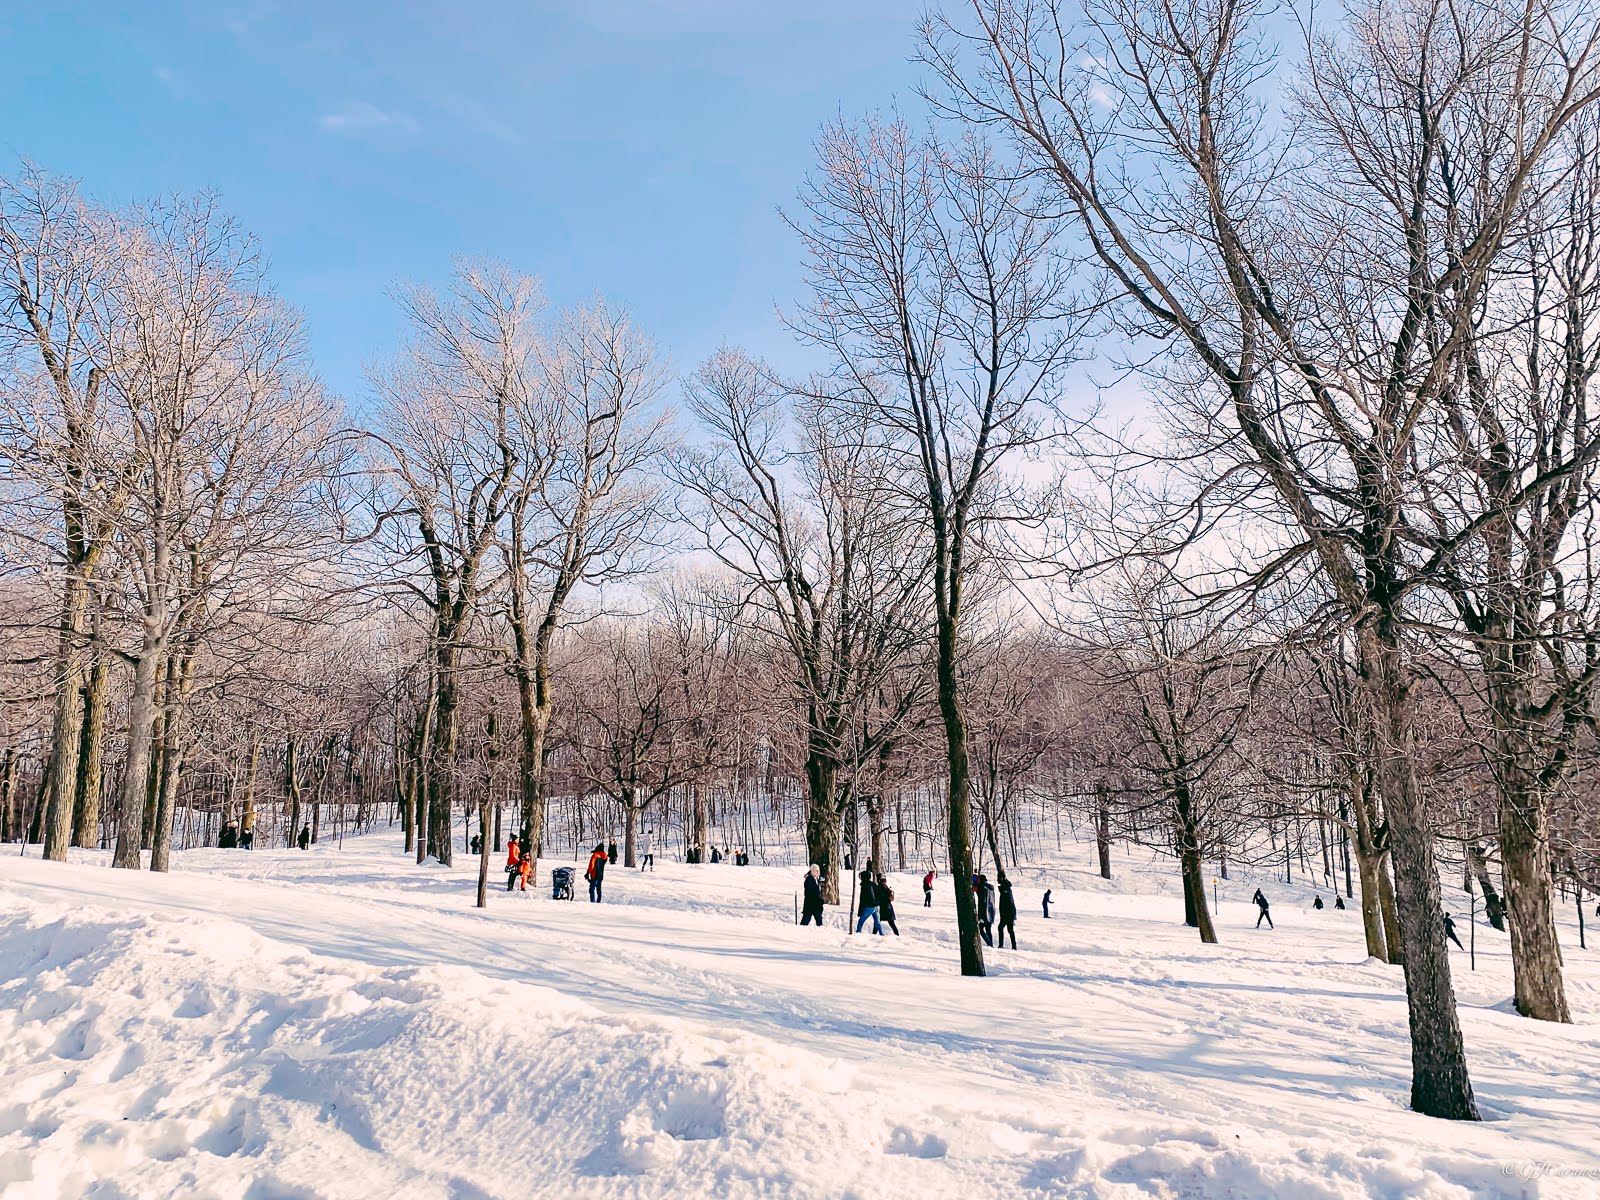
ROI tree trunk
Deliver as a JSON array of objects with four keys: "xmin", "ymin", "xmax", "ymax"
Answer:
[
  {"xmin": 1363, "ymin": 629, "xmax": 1477, "ymax": 1120},
  {"xmin": 149, "ymin": 653, "xmax": 189, "ymax": 872},
  {"xmin": 1347, "ymin": 773, "xmax": 1390, "ymax": 960},
  {"xmin": 936, "ymin": 607, "xmax": 984, "ymax": 978},
  {"xmin": 803, "ymin": 753, "xmax": 841, "ymax": 903},
  {"xmin": 1499, "ymin": 799, "xmax": 1570, "ymax": 1021},
  {"xmin": 112, "ymin": 640, "xmax": 166, "ymax": 870},
  {"xmin": 40, "ymin": 574, "xmax": 90, "ymax": 862},
  {"xmin": 1468, "ymin": 844, "xmax": 1506, "ymax": 931},
  {"xmin": 1095, "ymin": 784, "xmax": 1113, "ymax": 880},
  {"xmin": 71, "ymin": 655, "xmax": 109, "ymax": 848},
  {"xmin": 623, "ymin": 787, "xmax": 640, "ymax": 867},
  {"xmin": 1174, "ymin": 781, "xmax": 1217, "ymax": 943}
]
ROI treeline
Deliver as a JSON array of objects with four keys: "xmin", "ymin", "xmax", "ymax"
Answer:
[{"xmin": 5, "ymin": 0, "xmax": 1600, "ymax": 1124}]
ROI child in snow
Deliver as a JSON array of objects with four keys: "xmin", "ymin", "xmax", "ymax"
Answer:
[
  {"xmin": 518, "ymin": 851, "xmax": 533, "ymax": 892},
  {"xmin": 1253, "ymin": 888, "xmax": 1273, "ymax": 929}
]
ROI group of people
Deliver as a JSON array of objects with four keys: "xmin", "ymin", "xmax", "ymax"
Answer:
[
  {"xmin": 216, "ymin": 821, "xmax": 255, "ymax": 850},
  {"xmin": 855, "ymin": 862, "xmax": 900, "ymax": 935},
  {"xmin": 686, "ymin": 843, "xmax": 751, "ymax": 865},
  {"xmin": 971, "ymin": 873, "xmax": 1018, "ymax": 948}
]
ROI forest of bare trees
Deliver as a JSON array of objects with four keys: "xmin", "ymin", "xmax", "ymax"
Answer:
[{"xmin": 5, "ymin": 0, "xmax": 1600, "ymax": 1124}]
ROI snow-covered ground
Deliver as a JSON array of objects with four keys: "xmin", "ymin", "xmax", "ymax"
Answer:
[{"xmin": 2, "ymin": 832, "xmax": 1597, "ymax": 1199}]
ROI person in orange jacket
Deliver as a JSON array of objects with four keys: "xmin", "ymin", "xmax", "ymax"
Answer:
[
  {"xmin": 504, "ymin": 835, "xmax": 522, "ymax": 892},
  {"xmin": 585, "ymin": 842, "xmax": 608, "ymax": 903},
  {"xmin": 518, "ymin": 850, "xmax": 534, "ymax": 892}
]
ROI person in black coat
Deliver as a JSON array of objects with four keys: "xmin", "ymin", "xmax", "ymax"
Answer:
[
  {"xmin": 607, "ymin": 840, "xmax": 618, "ymax": 865},
  {"xmin": 877, "ymin": 873, "xmax": 900, "ymax": 936},
  {"xmin": 297, "ymin": 823, "xmax": 311, "ymax": 850},
  {"xmin": 801, "ymin": 865, "xmax": 825, "ymax": 926},
  {"xmin": 1252, "ymin": 888, "xmax": 1273, "ymax": 929},
  {"xmin": 1334, "ymin": 895, "xmax": 1346, "ymax": 910},
  {"xmin": 855, "ymin": 864, "xmax": 883, "ymax": 935},
  {"xmin": 1443, "ymin": 912, "xmax": 1464, "ymax": 949},
  {"xmin": 1042, "ymin": 888, "xmax": 1052, "ymax": 919},
  {"xmin": 977, "ymin": 874, "xmax": 996, "ymax": 946},
  {"xmin": 996, "ymin": 875, "xmax": 1018, "ymax": 949},
  {"xmin": 1312, "ymin": 895, "xmax": 1324, "ymax": 910}
]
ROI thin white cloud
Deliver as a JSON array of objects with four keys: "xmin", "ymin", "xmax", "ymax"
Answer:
[{"xmin": 318, "ymin": 100, "xmax": 420, "ymax": 139}]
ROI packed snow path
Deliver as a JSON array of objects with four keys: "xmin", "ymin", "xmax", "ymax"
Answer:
[{"xmin": 2, "ymin": 833, "xmax": 1597, "ymax": 1199}]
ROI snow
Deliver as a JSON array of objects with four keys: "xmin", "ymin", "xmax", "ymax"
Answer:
[{"xmin": 2, "ymin": 833, "xmax": 1598, "ymax": 1199}]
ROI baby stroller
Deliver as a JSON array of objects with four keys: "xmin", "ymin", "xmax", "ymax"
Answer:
[{"xmin": 551, "ymin": 866, "xmax": 575, "ymax": 901}]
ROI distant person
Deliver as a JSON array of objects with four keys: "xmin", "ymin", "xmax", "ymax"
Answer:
[
  {"xmin": 1042, "ymin": 888, "xmax": 1052, "ymax": 919},
  {"xmin": 607, "ymin": 840, "xmax": 618, "ymax": 865},
  {"xmin": 1313, "ymin": 895, "xmax": 1324, "ymax": 911},
  {"xmin": 978, "ymin": 875, "xmax": 997, "ymax": 947},
  {"xmin": 711, "ymin": 846, "xmax": 722, "ymax": 864},
  {"xmin": 297, "ymin": 823, "xmax": 310, "ymax": 851},
  {"xmin": 877, "ymin": 873, "xmax": 900, "ymax": 936},
  {"xmin": 586, "ymin": 843, "xmax": 608, "ymax": 903},
  {"xmin": 855, "ymin": 864, "xmax": 884, "ymax": 935},
  {"xmin": 470, "ymin": 833, "xmax": 482, "ymax": 856},
  {"xmin": 1443, "ymin": 913, "xmax": 1464, "ymax": 950},
  {"xmin": 802, "ymin": 864, "xmax": 825, "ymax": 926},
  {"xmin": 1334, "ymin": 895, "xmax": 1346, "ymax": 911},
  {"xmin": 639, "ymin": 830, "xmax": 655, "ymax": 871},
  {"xmin": 518, "ymin": 851, "xmax": 533, "ymax": 892},
  {"xmin": 218, "ymin": 822, "xmax": 238, "ymax": 849},
  {"xmin": 1252, "ymin": 888, "xmax": 1273, "ymax": 929},
  {"xmin": 239, "ymin": 827, "xmax": 254, "ymax": 851},
  {"xmin": 997, "ymin": 875, "xmax": 1018, "ymax": 949},
  {"xmin": 843, "ymin": 846, "xmax": 854, "ymax": 872},
  {"xmin": 922, "ymin": 870, "xmax": 935, "ymax": 907},
  {"xmin": 505, "ymin": 835, "xmax": 523, "ymax": 891}
]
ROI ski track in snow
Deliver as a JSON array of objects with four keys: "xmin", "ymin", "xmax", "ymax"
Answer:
[{"xmin": 1, "ymin": 832, "xmax": 1597, "ymax": 1199}]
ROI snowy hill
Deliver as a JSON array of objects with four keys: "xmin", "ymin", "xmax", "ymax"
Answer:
[{"xmin": 2, "ymin": 832, "xmax": 1597, "ymax": 1199}]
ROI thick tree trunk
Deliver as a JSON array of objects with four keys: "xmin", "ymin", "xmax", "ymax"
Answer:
[
  {"xmin": 112, "ymin": 641, "xmax": 166, "ymax": 870},
  {"xmin": 1500, "ymin": 799, "xmax": 1570, "ymax": 1021},
  {"xmin": 71, "ymin": 655, "xmax": 109, "ymax": 848},
  {"xmin": 1095, "ymin": 784, "xmax": 1113, "ymax": 880},
  {"xmin": 1347, "ymin": 774, "xmax": 1390, "ymax": 960},
  {"xmin": 623, "ymin": 787, "xmax": 640, "ymax": 867},
  {"xmin": 1174, "ymin": 782, "xmax": 1217, "ymax": 943},
  {"xmin": 1363, "ymin": 629, "xmax": 1477, "ymax": 1120},
  {"xmin": 149, "ymin": 652, "xmax": 192, "ymax": 873},
  {"xmin": 428, "ymin": 665, "xmax": 458, "ymax": 867},
  {"xmin": 804, "ymin": 753, "xmax": 841, "ymax": 903}
]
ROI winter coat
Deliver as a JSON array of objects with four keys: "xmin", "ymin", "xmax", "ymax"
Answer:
[
  {"xmin": 878, "ymin": 878, "xmax": 896, "ymax": 919},
  {"xmin": 640, "ymin": 834, "xmax": 653, "ymax": 856},
  {"xmin": 1252, "ymin": 890, "xmax": 1269, "ymax": 912},
  {"xmin": 923, "ymin": 872, "xmax": 935, "ymax": 892},
  {"xmin": 983, "ymin": 884, "xmax": 998, "ymax": 925},
  {"xmin": 803, "ymin": 873, "xmax": 823, "ymax": 908},
  {"xmin": 586, "ymin": 850, "xmax": 608, "ymax": 882},
  {"xmin": 998, "ymin": 881, "xmax": 1017, "ymax": 922},
  {"xmin": 858, "ymin": 872, "xmax": 879, "ymax": 913},
  {"xmin": 506, "ymin": 843, "xmax": 522, "ymax": 871}
]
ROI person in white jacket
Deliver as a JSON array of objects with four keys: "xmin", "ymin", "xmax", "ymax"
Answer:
[{"xmin": 639, "ymin": 830, "xmax": 655, "ymax": 871}]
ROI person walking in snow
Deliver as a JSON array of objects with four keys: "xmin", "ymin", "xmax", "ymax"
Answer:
[
  {"xmin": 297, "ymin": 823, "xmax": 311, "ymax": 850},
  {"xmin": 639, "ymin": 829, "xmax": 655, "ymax": 871},
  {"xmin": 855, "ymin": 864, "xmax": 884, "ymax": 935},
  {"xmin": 922, "ymin": 870, "xmax": 935, "ymax": 907},
  {"xmin": 586, "ymin": 843, "xmax": 608, "ymax": 903},
  {"xmin": 239, "ymin": 827, "xmax": 254, "ymax": 851},
  {"xmin": 997, "ymin": 875, "xmax": 1018, "ymax": 949},
  {"xmin": 878, "ymin": 874, "xmax": 900, "ymax": 936},
  {"xmin": 1334, "ymin": 895, "xmax": 1346, "ymax": 910},
  {"xmin": 1312, "ymin": 895, "xmax": 1324, "ymax": 910},
  {"xmin": 1443, "ymin": 913, "xmax": 1464, "ymax": 950},
  {"xmin": 1252, "ymin": 888, "xmax": 1273, "ymax": 929},
  {"xmin": 802, "ymin": 864, "xmax": 825, "ymax": 926},
  {"xmin": 607, "ymin": 839, "xmax": 618, "ymax": 865},
  {"xmin": 978, "ymin": 875, "xmax": 997, "ymax": 946},
  {"xmin": 470, "ymin": 833, "xmax": 482, "ymax": 856},
  {"xmin": 1042, "ymin": 888, "xmax": 1052, "ymax": 919},
  {"xmin": 505, "ymin": 835, "xmax": 523, "ymax": 891}
]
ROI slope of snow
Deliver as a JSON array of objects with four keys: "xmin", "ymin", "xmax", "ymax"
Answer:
[{"xmin": 1, "ymin": 832, "xmax": 1597, "ymax": 1199}]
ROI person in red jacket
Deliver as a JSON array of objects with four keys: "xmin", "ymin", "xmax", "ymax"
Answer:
[
  {"xmin": 504, "ymin": 835, "xmax": 522, "ymax": 892},
  {"xmin": 585, "ymin": 843, "xmax": 608, "ymax": 903},
  {"xmin": 922, "ymin": 870, "xmax": 936, "ymax": 908}
]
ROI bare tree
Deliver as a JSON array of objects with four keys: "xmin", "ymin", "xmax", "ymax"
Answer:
[{"xmin": 790, "ymin": 116, "xmax": 1078, "ymax": 975}]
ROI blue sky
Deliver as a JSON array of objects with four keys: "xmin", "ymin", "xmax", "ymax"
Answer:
[{"xmin": 1, "ymin": 1, "xmax": 925, "ymax": 404}]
